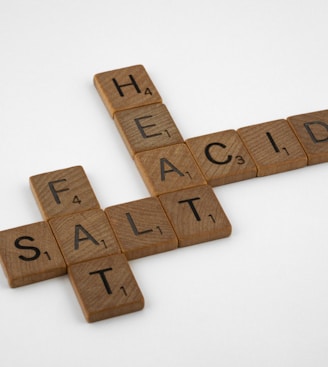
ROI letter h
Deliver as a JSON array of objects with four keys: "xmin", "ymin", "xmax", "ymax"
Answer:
[{"xmin": 112, "ymin": 74, "xmax": 141, "ymax": 97}]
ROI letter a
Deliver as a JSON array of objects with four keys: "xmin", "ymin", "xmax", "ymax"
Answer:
[
  {"xmin": 74, "ymin": 224, "xmax": 99, "ymax": 250},
  {"xmin": 160, "ymin": 158, "xmax": 184, "ymax": 181}
]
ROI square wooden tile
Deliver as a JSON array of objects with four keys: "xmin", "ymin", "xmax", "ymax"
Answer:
[
  {"xmin": 134, "ymin": 143, "xmax": 206, "ymax": 196},
  {"xmin": 68, "ymin": 254, "xmax": 144, "ymax": 322},
  {"xmin": 287, "ymin": 109, "xmax": 328, "ymax": 165},
  {"xmin": 94, "ymin": 65, "xmax": 162, "ymax": 117},
  {"xmin": 0, "ymin": 221, "xmax": 66, "ymax": 287},
  {"xmin": 186, "ymin": 130, "xmax": 257, "ymax": 186},
  {"xmin": 159, "ymin": 185, "xmax": 232, "ymax": 247},
  {"xmin": 114, "ymin": 103, "xmax": 184, "ymax": 157},
  {"xmin": 30, "ymin": 166, "xmax": 100, "ymax": 220},
  {"xmin": 105, "ymin": 197, "xmax": 178, "ymax": 260},
  {"xmin": 237, "ymin": 119, "xmax": 308, "ymax": 176},
  {"xmin": 49, "ymin": 209, "xmax": 121, "ymax": 266}
]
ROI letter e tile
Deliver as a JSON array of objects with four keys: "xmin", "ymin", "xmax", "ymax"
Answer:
[
  {"xmin": 68, "ymin": 254, "xmax": 144, "ymax": 322},
  {"xmin": 49, "ymin": 209, "xmax": 121, "ymax": 266},
  {"xmin": 237, "ymin": 119, "xmax": 308, "ymax": 176},
  {"xmin": 30, "ymin": 166, "xmax": 100, "ymax": 220},
  {"xmin": 159, "ymin": 185, "xmax": 232, "ymax": 247},
  {"xmin": 94, "ymin": 65, "xmax": 162, "ymax": 117},
  {"xmin": 105, "ymin": 197, "xmax": 178, "ymax": 260},
  {"xmin": 114, "ymin": 104, "xmax": 184, "ymax": 157},
  {"xmin": 135, "ymin": 143, "xmax": 206, "ymax": 196},
  {"xmin": 0, "ymin": 221, "xmax": 66, "ymax": 287},
  {"xmin": 287, "ymin": 109, "xmax": 328, "ymax": 165}
]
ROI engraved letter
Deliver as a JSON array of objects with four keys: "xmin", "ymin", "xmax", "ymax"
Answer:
[
  {"xmin": 304, "ymin": 121, "xmax": 328, "ymax": 143},
  {"xmin": 112, "ymin": 74, "xmax": 141, "ymax": 97},
  {"xmin": 160, "ymin": 158, "xmax": 184, "ymax": 181},
  {"xmin": 14, "ymin": 236, "xmax": 41, "ymax": 262},
  {"xmin": 48, "ymin": 179, "xmax": 70, "ymax": 204},
  {"xmin": 178, "ymin": 197, "xmax": 201, "ymax": 221},
  {"xmin": 205, "ymin": 142, "xmax": 233, "ymax": 165},
  {"xmin": 74, "ymin": 224, "xmax": 99, "ymax": 250}
]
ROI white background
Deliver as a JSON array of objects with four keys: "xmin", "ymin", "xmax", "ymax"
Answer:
[{"xmin": 1, "ymin": 1, "xmax": 328, "ymax": 366}]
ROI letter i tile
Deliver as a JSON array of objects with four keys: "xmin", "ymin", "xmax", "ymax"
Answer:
[
  {"xmin": 0, "ymin": 222, "xmax": 66, "ymax": 287},
  {"xmin": 68, "ymin": 254, "xmax": 144, "ymax": 322},
  {"xmin": 237, "ymin": 119, "xmax": 308, "ymax": 176},
  {"xmin": 287, "ymin": 109, "xmax": 328, "ymax": 165},
  {"xmin": 159, "ymin": 185, "xmax": 232, "ymax": 247}
]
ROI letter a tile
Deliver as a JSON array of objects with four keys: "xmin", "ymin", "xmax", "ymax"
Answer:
[
  {"xmin": 134, "ymin": 143, "xmax": 206, "ymax": 196},
  {"xmin": 30, "ymin": 166, "xmax": 100, "ymax": 220},
  {"xmin": 114, "ymin": 104, "xmax": 184, "ymax": 157},
  {"xmin": 105, "ymin": 197, "xmax": 178, "ymax": 260},
  {"xmin": 237, "ymin": 119, "xmax": 308, "ymax": 176},
  {"xmin": 186, "ymin": 130, "xmax": 257, "ymax": 186},
  {"xmin": 49, "ymin": 209, "xmax": 121, "ymax": 266},
  {"xmin": 287, "ymin": 109, "xmax": 328, "ymax": 165},
  {"xmin": 94, "ymin": 65, "xmax": 162, "ymax": 117},
  {"xmin": 0, "ymin": 221, "xmax": 66, "ymax": 287},
  {"xmin": 68, "ymin": 254, "xmax": 144, "ymax": 322},
  {"xmin": 159, "ymin": 185, "xmax": 232, "ymax": 247}
]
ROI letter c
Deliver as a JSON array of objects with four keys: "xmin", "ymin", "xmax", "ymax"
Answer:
[{"xmin": 204, "ymin": 142, "xmax": 233, "ymax": 165}]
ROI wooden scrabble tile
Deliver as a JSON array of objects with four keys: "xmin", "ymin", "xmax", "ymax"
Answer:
[
  {"xmin": 49, "ymin": 209, "xmax": 121, "ymax": 266},
  {"xmin": 30, "ymin": 166, "xmax": 100, "ymax": 220},
  {"xmin": 0, "ymin": 221, "xmax": 66, "ymax": 287},
  {"xmin": 104, "ymin": 197, "xmax": 178, "ymax": 260},
  {"xmin": 159, "ymin": 185, "xmax": 232, "ymax": 247},
  {"xmin": 287, "ymin": 109, "xmax": 328, "ymax": 165},
  {"xmin": 134, "ymin": 143, "xmax": 207, "ymax": 196},
  {"xmin": 94, "ymin": 65, "xmax": 162, "ymax": 117},
  {"xmin": 114, "ymin": 103, "xmax": 184, "ymax": 157},
  {"xmin": 68, "ymin": 254, "xmax": 144, "ymax": 322},
  {"xmin": 237, "ymin": 119, "xmax": 308, "ymax": 176},
  {"xmin": 186, "ymin": 130, "xmax": 257, "ymax": 186}
]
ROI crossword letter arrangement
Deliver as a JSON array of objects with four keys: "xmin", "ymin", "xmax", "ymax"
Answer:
[{"xmin": 1, "ymin": 65, "xmax": 328, "ymax": 323}]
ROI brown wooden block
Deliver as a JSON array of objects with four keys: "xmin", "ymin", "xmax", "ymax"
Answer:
[
  {"xmin": 186, "ymin": 129, "xmax": 257, "ymax": 186},
  {"xmin": 0, "ymin": 221, "xmax": 66, "ymax": 287},
  {"xmin": 105, "ymin": 197, "xmax": 178, "ymax": 260},
  {"xmin": 287, "ymin": 109, "xmax": 328, "ymax": 165},
  {"xmin": 134, "ymin": 143, "xmax": 206, "ymax": 196},
  {"xmin": 30, "ymin": 166, "xmax": 100, "ymax": 220},
  {"xmin": 237, "ymin": 119, "xmax": 308, "ymax": 176},
  {"xmin": 159, "ymin": 185, "xmax": 232, "ymax": 247},
  {"xmin": 114, "ymin": 104, "xmax": 184, "ymax": 157},
  {"xmin": 49, "ymin": 209, "xmax": 121, "ymax": 266},
  {"xmin": 68, "ymin": 254, "xmax": 144, "ymax": 322},
  {"xmin": 94, "ymin": 65, "xmax": 162, "ymax": 117}
]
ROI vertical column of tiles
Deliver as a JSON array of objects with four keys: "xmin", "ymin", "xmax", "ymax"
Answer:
[
  {"xmin": 0, "ymin": 222, "xmax": 66, "ymax": 287},
  {"xmin": 94, "ymin": 65, "xmax": 162, "ymax": 117},
  {"xmin": 68, "ymin": 254, "xmax": 144, "ymax": 322},
  {"xmin": 113, "ymin": 103, "xmax": 184, "ymax": 157},
  {"xmin": 186, "ymin": 130, "xmax": 257, "ymax": 186},
  {"xmin": 159, "ymin": 185, "xmax": 232, "ymax": 247},
  {"xmin": 287, "ymin": 109, "xmax": 328, "ymax": 165},
  {"xmin": 49, "ymin": 209, "xmax": 121, "ymax": 266},
  {"xmin": 237, "ymin": 119, "xmax": 308, "ymax": 176},
  {"xmin": 134, "ymin": 143, "xmax": 206, "ymax": 196},
  {"xmin": 30, "ymin": 166, "xmax": 100, "ymax": 220},
  {"xmin": 104, "ymin": 197, "xmax": 178, "ymax": 260}
]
